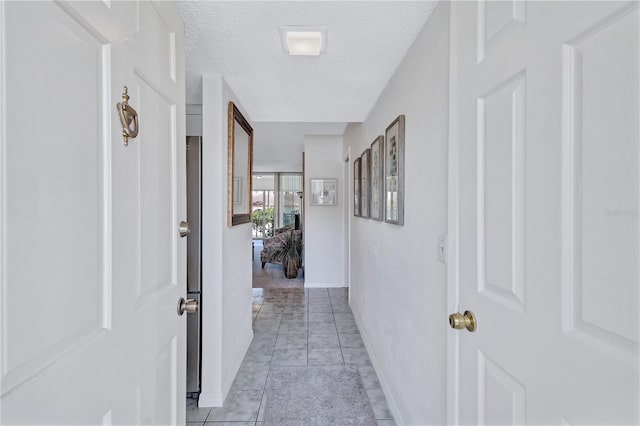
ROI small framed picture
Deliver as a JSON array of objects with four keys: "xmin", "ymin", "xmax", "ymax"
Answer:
[
  {"xmin": 354, "ymin": 157, "xmax": 361, "ymax": 217},
  {"xmin": 370, "ymin": 136, "xmax": 384, "ymax": 221},
  {"xmin": 384, "ymin": 115, "xmax": 405, "ymax": 225},
  {"xmin": 361, "ymin": 148, "xmax": 371, "ymax": 219},
  {"xmin": 310, "ymin": 178, "xmax": 337, "ymax": 206}
]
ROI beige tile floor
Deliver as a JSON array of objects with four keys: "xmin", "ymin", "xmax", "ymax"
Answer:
[{"xmin": 186, "ymin": 287, "xmax": 396, "ymax": 426}]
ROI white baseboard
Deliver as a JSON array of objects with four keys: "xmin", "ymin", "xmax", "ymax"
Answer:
[
  {"xmin": 198, "ymin": 391, "xmax": 223, "ymax": 408},
  {"xmin": 352, "ymin": 308, "xmax": 404, "ymax": 426}
]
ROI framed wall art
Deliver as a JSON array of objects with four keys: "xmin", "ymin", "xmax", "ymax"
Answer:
[
  {"xmin": 310, "ymin": 178, "xmax": 337, "ymax": 206},
  {"xmin": 353, "ymin": 157, "xmax": 361, "ymax": 217},
  {"xmin": 360, "ymin": 148, "xmax": 371, "ymax": 219},
  {"xmin": 369, "ymin": 136, "xmax": 384, "ymax": 221},
  {"xmin": 384, "ymin": 115, "xmax": 405, "ymax": 225},
  {"xmin": 228, "ymin": 102, "xmax": 253, "ymax": 226}
]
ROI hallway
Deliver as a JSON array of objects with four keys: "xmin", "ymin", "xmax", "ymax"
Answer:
[{"xmin": 187, "ymin": 287, "xmax": 395, "ymax": 425}]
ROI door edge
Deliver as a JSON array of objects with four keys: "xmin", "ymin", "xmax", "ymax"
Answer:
[{"xmin": 446, "ymin": 1, "xmax": 461, "ymax": 424}]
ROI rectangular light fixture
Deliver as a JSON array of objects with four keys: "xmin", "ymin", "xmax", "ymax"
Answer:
[
  {"xmin": 287, "ymin": 31, "xmax": 322, "ymax": 56},
  {"xmin": 279, "ymin": 26, "xmax": 328, "ymax": 56}
]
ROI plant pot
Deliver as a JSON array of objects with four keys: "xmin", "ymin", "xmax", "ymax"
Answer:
[{"xmin": 283, "ymin": 258, "xmax": 299, "ymax": 279}]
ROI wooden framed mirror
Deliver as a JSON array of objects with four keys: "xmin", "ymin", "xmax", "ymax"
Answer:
[{"xmin": 228, "ymin": 102, "xmax": 253, "ymax": 226}]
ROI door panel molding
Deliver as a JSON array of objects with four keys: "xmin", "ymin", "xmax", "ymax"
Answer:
[
  {"xmin": 561, "ymin": 2, "xmax": 639, "ymax": 365},
  {"xmin": 134, "ymin": 337, "xmax": 178, "ymax": 425},
  {"xmin": 477, "ymin": 351, "xmax": 526, "ymax": 426},
  {"xmin": 477, "ymin": 0, "xmax": 527, "ymax": 63},
  {"xmin": 477, "ymin": 70, "xmax": 527, "ymax": 314},
  {"xmin": 132, "ymin": 75, "xmax": 179, "ymax": 308},
  {"xmin": 1, "ymin": 0, "xmax": 113, "ymax": 399}
]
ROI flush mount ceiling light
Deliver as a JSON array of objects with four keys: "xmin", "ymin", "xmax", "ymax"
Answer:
[{"xmin": 279, "ymin": 26, "xmax": 328, "ymax": 56}]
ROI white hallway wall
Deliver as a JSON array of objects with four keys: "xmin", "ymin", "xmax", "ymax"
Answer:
[
  {"xmin": 343, "ymin": 2, "xmax": 450, "ymax": 424},
  {"xmin": 304, "ymin": 135, "xmax": 346, "ymax": 288},
  {"xmin": 199, "ymin": 75, "xmax": 253, "ymax": 407}
]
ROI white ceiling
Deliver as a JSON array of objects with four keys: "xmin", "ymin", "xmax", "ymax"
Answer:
[
  {"xmin": 178, "ymin": 1, "xmax": 438, "ymax": 171},
  {"xmin": 251, "ymin": 122, "xmax": 347, "ymax": 172},
  {"xmin": 177, "ymin": 1, "xmax": 438, "ymax": 123}
]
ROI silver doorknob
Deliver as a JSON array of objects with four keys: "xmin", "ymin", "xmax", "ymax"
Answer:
[
  {"xmin": 449, "ymin": 310, "xmax": 477, "ymax": 332},
  {"xmin": 177, "ymin": 297, "xmax": 198, "ymax": 316},
  {"xmin": 179, "ymin": 221, "xmax": 190, "ymax": 237}
]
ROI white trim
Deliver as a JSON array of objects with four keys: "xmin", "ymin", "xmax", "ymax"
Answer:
[
  {"xmin": 0, "ymin": 4, "xmax": 7, "ymax": 414},
  {"xmin": 199, "ymin": 75, "xmax": 224, "ymax": 408},
  {"xmin": 446, "ymin": 1, "xmax": 460, "ymax": 424},
  {"xmin": 345, "ymin": 146, "xmax": 352, "ymax": 303},
  {"xmin": 101, "ymin": 44, "xmax": 113, "ymax": 331},
  {"xmin": 198, "ymin": 391, "xmax": 223, "ymax": 408},
  {"xmin": 352, "ymin": 307, "xmax": 401, "ymax": 425}
]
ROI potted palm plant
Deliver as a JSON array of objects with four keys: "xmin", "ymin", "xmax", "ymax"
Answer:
[{"xmin": 274, "ymin": 230, "xmax": 303, "ymax": 279}]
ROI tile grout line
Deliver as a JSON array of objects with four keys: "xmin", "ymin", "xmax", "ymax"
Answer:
[
  {"xmin": 255, "ymin": 291, "xmax": 279, "ymax": 425},
  {"xmin": 201, "ymin": 401, "xmax": 212, "ymax": 424},
  {"xmin": 329, "ymin": 291, "xmax": 346, "ymax": 365}
]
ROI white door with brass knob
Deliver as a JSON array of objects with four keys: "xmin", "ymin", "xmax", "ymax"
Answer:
[
  {"xmin": 449, "ymin": 1, "xmax": 639, "ymax": 424},
  {"xmin": 0, "ymin": 1, "xmax": 187, "ymax": 424}
]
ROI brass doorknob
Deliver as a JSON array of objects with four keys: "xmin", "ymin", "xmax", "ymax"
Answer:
[
  {"xmin": 449, "ymin": 310, "xmax": 476, "ymax": 332},
  {"xmin": 177, "ymin": 297, "xmax": 198, "ymax": 316}
]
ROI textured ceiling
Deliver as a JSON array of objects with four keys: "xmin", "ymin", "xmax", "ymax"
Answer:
[
  {"xmin": 252, "ymin": 122, "xmax": 347, "ymax": 172},
  {"xmin": 177, "ymin": 1, "xmax": 438, "ymax": 123}
]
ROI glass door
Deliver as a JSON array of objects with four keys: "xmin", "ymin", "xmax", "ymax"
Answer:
[
  {"xmin": 278, "ymin": 174, "xmax": 303, "ymax": 229},
  {"xmin": 251, "ymin": 174, "xmax": 275, "ymax": 238},
  {"xmin": 251, "ymin": 173, "xmax": 303, "ymax": 238}
]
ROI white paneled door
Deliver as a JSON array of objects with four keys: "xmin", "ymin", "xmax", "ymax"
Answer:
[
  {"xmin": 1, "ymin": 1, "xmax": 186, "ymax": 424},
  {"xmin": 450, "ymin": 1, "xmax": 638, "ymax": 424}
]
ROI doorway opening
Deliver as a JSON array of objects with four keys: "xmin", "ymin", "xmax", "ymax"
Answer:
[{"xmin": 252, "ymin": 173, "xmax": 304, "ymax": 289}]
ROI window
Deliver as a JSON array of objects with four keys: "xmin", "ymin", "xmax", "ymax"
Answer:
[
  {"xmin": 278, "ymin": 174, "xmax": 303, "ymax": 229},
  {"xmin": 251, "ymin": 173, "xmax": 303, "ymax": 239},
  {"xmin": 252, "ymin": 174, "xmax": 275, "ymax": 238}
]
